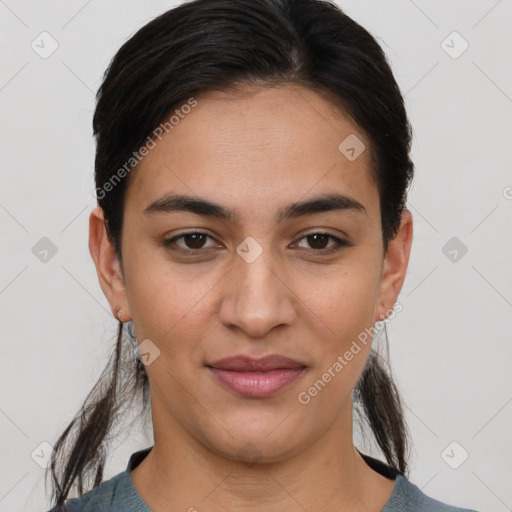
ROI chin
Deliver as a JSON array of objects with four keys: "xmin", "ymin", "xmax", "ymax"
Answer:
[{"xmin": 198, "ymin": 415, "xmax": 314, "ymax": 465}]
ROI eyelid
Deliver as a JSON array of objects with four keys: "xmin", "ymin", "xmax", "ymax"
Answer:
[
  {"xmin": 292, "ymin": 232, "xmax": 349, "ymax": 254},
  {"xmin": 298, "ymin": 227, "xmax": 350, "ymax": 240},
  {"xmin": 162, "ymin": 229, "xmax": 350, "ymax": 256},
  {"xmin": 163, "ymin": 230, "xmax": 219, "ymax": 251}
]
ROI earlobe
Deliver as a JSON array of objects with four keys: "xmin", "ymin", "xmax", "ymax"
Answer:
[
  {"xmin": 88, "ymin": 206, "xmax": 131, "ymax": 320},
  {"xmin": 375, "ymin": 209, "xmax": 413, "ymax": 321}
]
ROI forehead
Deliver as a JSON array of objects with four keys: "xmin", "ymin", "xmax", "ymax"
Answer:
[{"xmin": 125, "ymin": 85, "xmax": 380, "ymax": 225}]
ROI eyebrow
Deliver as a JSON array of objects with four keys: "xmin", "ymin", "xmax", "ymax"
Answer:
[{"xmin": 143, "ymin": 192, "xmax": 367, "ymax": 223}]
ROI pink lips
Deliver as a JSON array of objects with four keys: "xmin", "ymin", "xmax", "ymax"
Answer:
[{"xmin": 206, "ymin": 355, "xmax": 306, "ymax": 398}]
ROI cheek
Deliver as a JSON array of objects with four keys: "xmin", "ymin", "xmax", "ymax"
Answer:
[
  {"xmin": 123, "ymin": 245, "xmax": 224, "ymax": 362},
  {"xmin": 297, "ymin": 277, "xmax": 377, "ymax": 411},
  {"xmin": 124, "ymin": 235, "xmax": 381, "ymax": 364},
  {"xmin": 308, "ymin": 266, "xmax": 379, "ymax": 338},
  {"xmin": 299, "ymin": 263, "xmax": 379, "ymax": 391}
]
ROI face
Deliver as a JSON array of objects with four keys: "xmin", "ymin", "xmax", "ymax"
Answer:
[{"xmin": 90, "ymin": 84, "xmax": 412, "ymax": 463}]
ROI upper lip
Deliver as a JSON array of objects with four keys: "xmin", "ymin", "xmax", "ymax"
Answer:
[{"xmin": 206, "ymin": 354, "xmax": 306, "ymax": 371}]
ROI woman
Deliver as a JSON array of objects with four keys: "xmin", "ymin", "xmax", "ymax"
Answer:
[{"xmin": 45, "ymin": 0, "xmax": 479, "ymax": 510}]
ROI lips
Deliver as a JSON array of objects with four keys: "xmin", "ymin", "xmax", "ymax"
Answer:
[
  {"xmin": 206, "ymin": 355, "xmax": 306, "ymax": 398},
  {"xmin": 207, "ymin": 354, "xmax": 305, "ymax": 371}
]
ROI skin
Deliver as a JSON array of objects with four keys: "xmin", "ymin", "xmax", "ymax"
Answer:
[{"xmin": 89, "ymin": 84, "xmax": 413, "ymax": 512}]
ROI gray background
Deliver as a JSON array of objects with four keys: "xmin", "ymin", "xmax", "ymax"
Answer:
[{"xmin": 1, "ymin": 1, "xmax": 511, "ymax": 511}]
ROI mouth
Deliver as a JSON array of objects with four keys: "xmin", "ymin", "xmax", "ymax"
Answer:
[{"xmin": 205, "ymin": 354, "xmax": 306, "ymax": 398}]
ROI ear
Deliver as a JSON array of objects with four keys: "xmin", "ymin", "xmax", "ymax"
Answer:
[
  {"xmin": 88, "ymin": 206, "xmax": 131, "ymax": 321},
  {"xmin": 375, "ymin": 209, "xmax": 413, "ymax": 321}
]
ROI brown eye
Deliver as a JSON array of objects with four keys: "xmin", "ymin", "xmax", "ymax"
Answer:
[
  {"xmin": 162, "ymin": 231, "xmax": 348, "ymax": 257},
  {"xmin": 162, "ymin": 231, "xmax": 218, "ymax": 254},
  {"xmin": 180, "ymin": 233, "xmax": 208, "ymax": 249},
  {"xmin": 305, "ymin": 233, "xmax": 329, "ymax": 249},
  {"xmin": 295, "ymin": 233, "xmax": 348, "ymax": 255}
]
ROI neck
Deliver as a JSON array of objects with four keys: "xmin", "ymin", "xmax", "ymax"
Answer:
[{"xmin": 131, "ymin": 407, "xmax": 395, "ymax": 512}]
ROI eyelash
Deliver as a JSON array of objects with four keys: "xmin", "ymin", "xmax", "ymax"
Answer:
[{"xmin": 161, "ymin": 231, "xmax": 349, "ymax": 256}]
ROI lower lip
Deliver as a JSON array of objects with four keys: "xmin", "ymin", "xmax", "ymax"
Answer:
[{"xmin": 207, "ymin": 367, "xmax": 305, "ymax": 398}]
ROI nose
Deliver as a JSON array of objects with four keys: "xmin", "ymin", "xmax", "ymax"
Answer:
[{"xmin": 218, "ymin": 242, "xmax": 297, "ymax": 339}]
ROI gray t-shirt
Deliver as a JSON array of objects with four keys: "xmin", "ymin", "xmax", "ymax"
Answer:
[{"xmin": 46, "ymin": 447, "xmax": 478, "ymax": 511}]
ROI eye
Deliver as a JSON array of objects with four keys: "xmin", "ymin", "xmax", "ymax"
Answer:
[
  {"xmin": 294, "ymin": 232, "xmax": 348, "ymax": 255},
  {"xmin": 162, "ymin": 231, "xmax": 219, "ymax": 254},
  {"xmin": 162, "ymin": 231, "xmax": 348, "ymax": 256}
]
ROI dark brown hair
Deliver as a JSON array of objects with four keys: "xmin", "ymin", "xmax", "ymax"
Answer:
[{"xmin": 47, "ymin": 0, "xmax": 414, "ymax": 509}]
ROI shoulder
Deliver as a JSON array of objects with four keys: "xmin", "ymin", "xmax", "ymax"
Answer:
[
  {"xmin": 384, "ymin": 474, "xmax": 480, "ymax": 512},
  {"xmin": 44, "ymin": 471, "xmax": 126, "ymax": 512}
]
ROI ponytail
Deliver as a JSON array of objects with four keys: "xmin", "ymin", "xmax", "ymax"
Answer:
[
  {"xmin": 46, "ymin": 322, "xmax": 149, "ymax": 511},
  {"xmin": 354, "ymin": 344, "xmax": 410, "ymax": 475}
]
